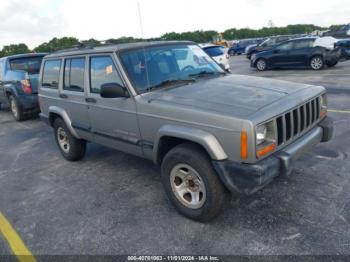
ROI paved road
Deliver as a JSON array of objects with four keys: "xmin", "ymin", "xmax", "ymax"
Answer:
[{"xmin": 0, "ymin": 56, "xmax": 350, "ymax": 256}]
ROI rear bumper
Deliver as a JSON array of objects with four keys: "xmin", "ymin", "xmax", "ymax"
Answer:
[
  {"xmin": 213, "ymin": 116, "xmax": 333, "ymax": 195},
  {"xmin": 17, "ymin": 94, "xmax": 39, "ymax": 113}
]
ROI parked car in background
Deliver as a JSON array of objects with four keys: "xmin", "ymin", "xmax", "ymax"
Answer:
[
  {"xmin": 246, "ymin": 35, "xmax": 297, "ymax": 60},
  {"xmin": 0, "ymin": 53, "xmax": 46, "ymax": 121},
  {"xmin": 335, "ymin": 39, "xmax": 350, "ymax": 60},
  {"xmin": 323, "ymin": 24, "xmax": 350, "ymax": 39},
  {"xmin": 200, "ymin": 44, "xmax": 230, "ymax": 71},
  {"xmin": 228, "ymin": 38, "xmax": 264, "ymax": 56},
  {"xmin": 251, "ymin": 37, "xmax": 341, "ymax": 71},
  {"xmin": 39, "ymin": 41, "xmax": 333, "ymax": 221}
]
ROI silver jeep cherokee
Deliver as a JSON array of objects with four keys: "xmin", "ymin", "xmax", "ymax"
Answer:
[{"xmin": 39, "ymin": 41, "xmax": 333, "ymax": 221}]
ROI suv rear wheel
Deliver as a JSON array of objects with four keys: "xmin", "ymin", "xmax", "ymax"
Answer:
[
  {"xmin": 9, "ymin": 95, "xmax": 25, "ymax": 121},
  {"xmin": 310, "ymin": 56, "xmax": 324, "ymax": 70},
  {"xmin": 161, "ymin": 143, "xmax": 229, "ymax": 221},
  {"xmin": 53, "ymin": 118, "xmax": 86, "ymax": 161}
]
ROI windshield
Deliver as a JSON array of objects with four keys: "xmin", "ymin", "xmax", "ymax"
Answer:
[
  {"xmin": 9, "ymin": 56, "xmax": 44, "ymax": 75},
  {"xmin": 203, "ymin": 46, "xmax": 224, "ymax": 57},
  {"xmin": 120, "ymin": 44, "xmax": 224, "ymax": 93}
]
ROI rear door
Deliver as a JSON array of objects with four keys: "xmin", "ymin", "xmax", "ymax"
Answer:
[
  {"xmin": 59, "ymin": 56, "xmax": 92, "ymax": 140},
  {"xmin": 288, "ymin": 39, "xmax": 315, "ymax": 66},
  {"xmin": 86, "ymin": 54, "xmax": 142, "ymax": 156}
]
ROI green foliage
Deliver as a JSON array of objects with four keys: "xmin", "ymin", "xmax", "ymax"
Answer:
[
  {"xmin": 0, "ymin": 43, "xmax": 30, "ymax": 57},
  {"xmin": 0, "ymin": 23, "xmax": 345, "ymax": 58},
  {"xmin": 33, "ymin": 37, "xmax": 80, "ymax": 53},
  {"xmin": 161, "ymin": 30, "xmax": 218, "ymax": 43},
  {"xmin": 223, "ymin": 24, "xmax": 327, "ymax": 40}
]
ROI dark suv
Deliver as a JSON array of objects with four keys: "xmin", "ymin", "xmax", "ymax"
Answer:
[
  {"xmin": 246, "ymin": 35, "xmax": 298, "ymax": 60},
  {"xmin": 0, "ymin": 53, "xmax": 46, "ymax": 121}
]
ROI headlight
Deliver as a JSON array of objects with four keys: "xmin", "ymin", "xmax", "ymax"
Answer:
[
  {"xmin": 256, "ymin": 121, "xmax": 276, "ymax": 158},
  {"xmin": 320, "ymin": 94, "xmax": 327, "ymax": 118},
  {"xmin": 347, "ymin": 29, "xmax": 350, "ymax": 36},
  {"xmin": 256, "ymin": 125, "xmax": 267, "ymax": 145}
]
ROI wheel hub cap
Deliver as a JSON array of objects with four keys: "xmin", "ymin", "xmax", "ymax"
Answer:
[
  {"xmin": 57, "ymin": 127, "xmax": 70, "ymax": 153},
  {"xmin": 170, "ymin": 164, "xmax": 206, "ymax": 209}
]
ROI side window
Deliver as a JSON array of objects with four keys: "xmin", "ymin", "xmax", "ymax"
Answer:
[
  {"xmin": 42, "ymin": 60, "xmax": 61, "ymax": 89},
  {"xmin": 294, "ymin": 40, "xmax": 314, "ymax": 49},
  {"xmin": 89, "ymin": 56, "xmax": 124, "ymax": 94},
  {"xmin": 63, "ymin": 58, "xmax": 85, "ymax": 92},
  {"xmin": 277, "ymin": 42, "xmax": 293, "ymax": 51}
]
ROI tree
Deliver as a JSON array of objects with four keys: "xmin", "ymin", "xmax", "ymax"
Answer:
[
  {"xmin": 0, "ymin": 43, "xmax": 30, "ymax": 57},
  {"xmin": 34, "ymin": 37, "xmax": 80, "ymax": 53}
]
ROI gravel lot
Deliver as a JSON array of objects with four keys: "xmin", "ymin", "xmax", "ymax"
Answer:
[{"xmin": 0, "ymin": 56, "xmax": 350, "ymax": 256}]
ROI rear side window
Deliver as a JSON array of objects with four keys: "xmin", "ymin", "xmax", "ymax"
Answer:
[
  {"xmin": 294, "ymin": 40, "xmax": 314, "ymax": 49},
  {"xmin": 9, "ymin": 56, "xmax": 44, "ymax": 75},
  {"xmin": 64, "ymin": 58, "xmax": 85, "ymax": 92},
  {"xmin": 42, "ymin": 60, "xmax": 61, "ymax": 89},
  {"xmin": 203, "ymin": 46, "xmax": 224, "ymax": 57},
  {"xmin": 89, "ymin": 56, "xmax": 124, "ymax": 94}
]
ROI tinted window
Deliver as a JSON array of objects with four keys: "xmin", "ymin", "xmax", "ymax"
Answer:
[
  {"xmin": 277, "ymin": 42, "xmax": 294, "ymax": 51},
  {"xmin": 9, "ymin": 56, "xmax": 44, "ymax": 75},
  {"xmin": 42, "ymin": 60, "xmax": 61, "ymax": 89},
  {"xmin": 203, "ymin": 46, "xmax": 224, "ymax": 57},
  {"xmin": 90, "ymin": 56, "xmax": 124, "ymax": 94},
  {"xmin": 64, "ymin": 58, "xmax": 85, "ymax": 92},
  {"xmin": 294, "ymin": 40, "xmax": 314, "ymax": 49}
]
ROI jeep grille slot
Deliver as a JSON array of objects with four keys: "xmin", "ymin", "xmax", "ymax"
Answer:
[{"xmin": 275, "ymin": 96, "xmax": 321, "ymax": 146}]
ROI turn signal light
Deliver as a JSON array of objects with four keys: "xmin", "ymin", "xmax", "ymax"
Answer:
[
  {"xmin": 257, "ymin": 143, "xmax": 276, "ymax": 158},
  {"xmin": 320, "ymin": 109, "xmax": 327, "ymax": 118},
  {"xmin": 240, "ymin": 131, "xmax": 248, "ymax": 160}
]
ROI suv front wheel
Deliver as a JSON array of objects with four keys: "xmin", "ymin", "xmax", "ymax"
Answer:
[
  {"xmin": 53, "ymin": 118, "xmax": 86, "ymax": 161},
  {"xmin": 161, "ymin": 143, "xmax": 229, "ymax": 221}
]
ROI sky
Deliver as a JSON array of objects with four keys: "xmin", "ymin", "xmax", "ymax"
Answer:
[{"xmin": 0, "ymin": 0, "xmax": 349, "ymax": 49}]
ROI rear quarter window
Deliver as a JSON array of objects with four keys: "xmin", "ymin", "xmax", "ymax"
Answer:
[{"xmin": 42, "ymin": 60, "xmax": 61, "ymax": 89}]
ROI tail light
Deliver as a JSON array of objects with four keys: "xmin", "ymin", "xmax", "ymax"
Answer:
[{"xmin": 21, "ymin": 79, "xmax": 32, "ymax": 94}]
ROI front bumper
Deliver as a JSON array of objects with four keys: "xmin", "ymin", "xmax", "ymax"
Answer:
[{"xmin": 213, "ymin": 116, "xmax": 333, "ymax": 195}]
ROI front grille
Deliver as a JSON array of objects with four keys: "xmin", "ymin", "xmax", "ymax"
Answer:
[{"xmin": 276, "ymin": 96, "xmax": 321, "ymax": 146}]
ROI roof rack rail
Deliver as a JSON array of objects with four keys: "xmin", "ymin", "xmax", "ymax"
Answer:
[{"xmin": 52, "ymin": 43, "xmax": 96, "ymax": 54}]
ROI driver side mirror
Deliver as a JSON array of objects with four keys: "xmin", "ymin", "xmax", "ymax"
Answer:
[{"xmin": 100, "ymin": 83, "xmax": 129, "ymax": 98}]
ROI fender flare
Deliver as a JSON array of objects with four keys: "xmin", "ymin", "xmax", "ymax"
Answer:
[
  {"xmin": 153, "ymin": 125, "xmax": 228, "ymax": 163},
  {"xmin": 48, "ymin": 106, "xmax": 80, "ymax": 139}
]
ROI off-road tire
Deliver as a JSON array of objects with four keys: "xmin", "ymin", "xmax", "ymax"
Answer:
[
  {"xmin": 161, "ymin": 143, "xmax": 229, "ymax": 221},
  {"xmin": 53, "ymin": 118, "xmax": 86, "ymax": 161}
]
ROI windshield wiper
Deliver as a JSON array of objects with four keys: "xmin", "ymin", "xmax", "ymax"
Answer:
[
  {"xmin": 148, "ymin": 78, "xmax": 195, "ymax": 91},
  {"xmin": 189, "ymin": 70, "xmax": 226, "ymax": 78}
]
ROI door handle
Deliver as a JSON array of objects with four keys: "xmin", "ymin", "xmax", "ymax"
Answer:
[
  {"xmin": 85, "ymin": 97, "xmax": 97, "ymax": 103},
  {"xmin": 59, "ymin": 94, "xmax": 68, "ymax": 99}
]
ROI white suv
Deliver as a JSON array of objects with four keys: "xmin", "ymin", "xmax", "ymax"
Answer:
[{"xmin": 200, "ymin": 44, "xmax": 230, "ymax": 71}]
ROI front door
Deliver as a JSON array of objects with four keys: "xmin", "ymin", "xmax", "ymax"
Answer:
[
  {"xmin": 269, "ymin": 41, "xmax": 294, "ymax": 67},
  {"xmin": 86, "ymin": 54, "xmax": 142, "ymax": 157}
]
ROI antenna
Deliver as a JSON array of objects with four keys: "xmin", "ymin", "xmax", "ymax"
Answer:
[{"xmin": 137, "ymin": 1, "xmax": 151, "ymax": 92}]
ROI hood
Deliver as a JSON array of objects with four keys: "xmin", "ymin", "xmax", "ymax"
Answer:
[{"xmin": 145, "ymin": 74, "xmax": 312, "ymax": 118}]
